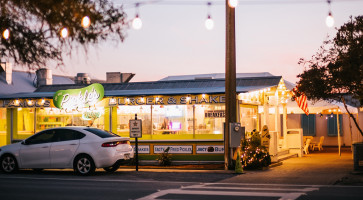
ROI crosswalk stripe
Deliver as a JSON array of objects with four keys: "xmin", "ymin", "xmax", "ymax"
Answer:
[{"xmin": 137, "ymin": 183, "xmax": 318, "ymax": 200}]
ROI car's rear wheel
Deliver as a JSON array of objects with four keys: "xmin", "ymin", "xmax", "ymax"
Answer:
[
  {"xmin": 103, "ymin": 163, "xmax": 120, "ymax": 172},
  {"xmin": 0, "ymin": 154, "xmax": 18, "ymax": 173},
  {"xmin": 74, "ymin": 155, "xmax": 95, "ymax": 176}
]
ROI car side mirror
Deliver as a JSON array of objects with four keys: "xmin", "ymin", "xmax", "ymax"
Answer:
[{"xmin": 21, "ymin": 140, "xmax": 28, "ymax": 145}]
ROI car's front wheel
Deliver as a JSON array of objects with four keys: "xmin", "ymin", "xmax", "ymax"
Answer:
[
  {"xmin": 74, "ymin": 155, "xmax": 95, "ymax": 176},
  {"xmin": 0, "ymin": 154, "xmax": 18, "ymax": 173}
]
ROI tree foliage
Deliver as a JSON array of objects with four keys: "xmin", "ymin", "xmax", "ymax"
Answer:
[
  {"xmin": 0, "ymin": 0, "xmax": 127, "ymax": 70},
  {"xmin": 297, "ymin": 15, "xmax": 363, "ymax": 136}
]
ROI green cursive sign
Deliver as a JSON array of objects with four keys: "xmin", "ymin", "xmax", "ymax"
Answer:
[{"xmin": 53, "ymin": 83, "xmax": 104, "ymax": 110}]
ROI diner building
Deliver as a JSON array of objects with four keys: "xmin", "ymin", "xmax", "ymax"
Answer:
[{"xmin": 1, "ymin": 67, "xmax": 362, "ymax": 162}]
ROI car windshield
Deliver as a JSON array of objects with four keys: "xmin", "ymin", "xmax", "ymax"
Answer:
[{"xmin": 85, "ymin": 128, "xmax": 120, "ymax": 138}]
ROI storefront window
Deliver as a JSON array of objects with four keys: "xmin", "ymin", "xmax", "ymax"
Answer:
[
  {"xmin": 0, "ymin": 108, "xmax": 7, "ymax": 146},
  {"xmin": 15, "ymin": 107, "xmax": 35, "ymax": 140},
  {"xmin": 152, "ymin": 105, "xmax": 192, "ymax": 135},
  {"xmin": 36, "ymin": 107, "xmax": 106, "ymax": 131},
  {"xmin": 115, "ymin": 103, "xmax": 225, "ymax": 140},
  {"xmin": 195, "ymin": 104, "xmax": 225, "ymax": 135},
  {"xmin": 240, "ymin": 105, "xmax": 258, "ymax": 133},
  {"xmin": 116, "ymin": 105, "xmax": 151, "ymax": 137}
]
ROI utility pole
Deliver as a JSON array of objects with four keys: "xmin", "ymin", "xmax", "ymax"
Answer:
[{"xmin": 225, "ymin": 0, "xmax": 237, "ymax": 170}]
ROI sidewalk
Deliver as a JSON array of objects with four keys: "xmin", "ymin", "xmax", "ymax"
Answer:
[
  {"xmin": 115, "ymin": 147, "xmax": 363, "ymax": 185},
  {"xmin": 220, "ymin": 147, "xmax": 363, "ymax": 185}
]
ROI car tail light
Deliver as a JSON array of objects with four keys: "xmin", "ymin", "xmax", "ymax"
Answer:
[{"xmin": 102, "ymin": 141, "xmax": 129, "ymax": 147}]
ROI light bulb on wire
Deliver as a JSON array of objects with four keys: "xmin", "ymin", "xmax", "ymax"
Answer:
[
  {"xmin": 326, "ymin": 0, "xmax": 334, "ymax": 28},
  {"xmin": 132, "ymin": 14, "xmax": 142, "ymax": 30},
  {"xmin": 132, "ymin": 3, "xmax": 142, "ymax": 30},
  {"xmin": 205, "ymin": 2, "xmax": 214, "ymax": 30},
  {"xmin": 61, "ymin": 28, "xmax": 68, "ymax": 38},
  {"xmin": 205, "ymin": 15, "xmax": 214, "ymax": 30},
  {"xmin": 82, "ymin": 16, "xmax": 91, "ymax": 28},
  {"xmin": 326, "ymin": 12, "xmax": 334, "ymax": 28},
  {"xmin": 2, "ymin": 29, "xmax": 10, "ymax": 40},
  {"xmin": 228, "ymin": 0, "xmax": 238, "ymax": 8}
]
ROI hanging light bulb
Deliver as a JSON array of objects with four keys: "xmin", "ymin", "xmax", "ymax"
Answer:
[
  {"xmin": 228, "ymin": 0, "xmax": 238, "ymax": 8},
  {"xmin": 82, "ymin": 16, "xmax": 91, "ymax": 28},
  {"xmin": 205, "ymin": 2, "xmax": 214, "ymax": 30},
  {"xmin": 326, "ymin": 12, "xmax": 334, "ymax": 28},
  {"xmin": 326, "ymin": 0, "xmax": 334, "ymax": 28},
  {"xmin": 132, "ymin": 3, "xmax": 142, "ymax": 30},
  {"xmin": 205, "ymin": 15, "xmax": 214, "ymax": 30},
  {"xmin": 132, "ymin": 14, "xmax": 142, "ymax": 30},
  {"xmin": 61, "ymin": 27, "xmax": 68, "ymax": 38},
  {"xmin": 2, "ymin": 29, "xmax": 10, "ymax": 40}
]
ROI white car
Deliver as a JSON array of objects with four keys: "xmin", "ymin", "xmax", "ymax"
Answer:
[{"xmin": 0, "ymin": 127, "xmax": 134, "ymax": 175}]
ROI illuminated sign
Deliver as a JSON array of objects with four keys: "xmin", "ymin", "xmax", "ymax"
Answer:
[
  {"xmin": 0, "ymin": 99, "xmax": 51, "ymax": 108},
  {"xmin": 204, "ymin": 110, "xmax": 225, "ymax": 118},
  {"xmin": 109, "ymin": 95, "xmax": 225, "ymax": 106},
  {"xmin": 53, "ymin": 83, "xmax": 104, "ymax": 110},
  {"xmin": 154, "ymin": 145, "xmax": 193, "ymax": 154},
  {"xmin": 196, "ymin": 145, "xmax": 224, "ymax": 154},
  {"xmin": 132, "ymin": 145, "xmax": 150, "ymax": 154},
  {"xmin": 82, "ymin": 110, "xmax": 102, "ymax": 120}
]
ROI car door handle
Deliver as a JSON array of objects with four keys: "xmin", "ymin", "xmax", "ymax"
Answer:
[
  {"xmin": 70, "ymin": 144, "xmax": 78, "ymax": 145},
  {"xmin": 41, "ymin": 146, "xmax": 48, "ymax": 148}
]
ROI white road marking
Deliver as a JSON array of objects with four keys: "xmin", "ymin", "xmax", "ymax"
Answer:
[
  {"xmin": 137, "ymin": 183, "xmax": 320, "ymax": 200},
  {"xmin": 137, "ymin": 188, "xmax": 305, "ymax": 200},
  {"xmin": 183, "ymin": 184, "xmax": 319, "ymax": 192}
]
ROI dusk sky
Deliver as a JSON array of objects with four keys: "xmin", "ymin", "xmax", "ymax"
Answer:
[{"xmin": 28, "ymin": 0, "xmax": 363, "ymax": 83}]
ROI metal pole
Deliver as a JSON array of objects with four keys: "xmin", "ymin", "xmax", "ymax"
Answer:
[
  {"xmin": 135, "ymin": 114, "xmax": 139, "ymax": 171},
  {"xmin": 337, "ymin": 112, "xmax": 341, "ymax": 157},
  {"xmin": 225, "ymin": 0, "xmax": 237, "ymax": 170}
]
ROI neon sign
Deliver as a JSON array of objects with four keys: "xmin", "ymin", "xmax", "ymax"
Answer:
[{"xmin": 53, "ymin": 83, "xmax": 104, "ymax": 110}]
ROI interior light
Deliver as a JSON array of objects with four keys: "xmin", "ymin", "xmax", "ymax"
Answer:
[{"xmin": 205, "ymin": 15, "xmax": 214, "ymax": 30}]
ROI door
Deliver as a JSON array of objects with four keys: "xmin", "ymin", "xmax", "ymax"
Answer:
[
  {"xmin": 19, "ymin": 130, "xmax": 55, "ymax": 168},
  {"xmin": 50, "ymin": 129, "xmax": 84, "ymax": 168}
]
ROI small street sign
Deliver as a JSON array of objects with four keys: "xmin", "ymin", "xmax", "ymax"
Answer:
[{"xmin": 129, "ymin": 119, "xmax": 142, "ymax": 138}]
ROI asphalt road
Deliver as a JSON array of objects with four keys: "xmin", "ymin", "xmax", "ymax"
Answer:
[{"xmin": 1, "ymin": 169, "xmax": 363, "ymax": 200}]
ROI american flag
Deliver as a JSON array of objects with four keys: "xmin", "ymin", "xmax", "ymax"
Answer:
[{"xmin": 292, "ymin": 87, "xmax": 309, "ymax": 116}]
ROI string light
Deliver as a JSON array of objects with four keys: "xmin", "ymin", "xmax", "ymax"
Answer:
[
  {"xmin": 132, "ymin": 3, "xmax": 142, "ymax": 30},
  {"xmin": 326, "ymin": 0, "xmax": 334, "ymax": 28},
  {"xmin": 205, "ymin": 2, "xmax": 214, "ymax": 30},
  {"xmin": 228, "ymin": 0, "xmax": 238, "ymax": 8},
  {"xmin": 82, "ymin": 16, "xmax": 91, "ymax": 28},
  {"xmin": 2, "ymin": 29, "xmax": 10, "ymax": 40},
  {"xmin": 61, "ymin": 28, "xmax": 68, "ymax": 38}
]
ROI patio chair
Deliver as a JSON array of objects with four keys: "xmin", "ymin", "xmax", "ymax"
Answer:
[
  {"xmin": 312, "ymin": 136, "xmax": 324, "ymax": 151},
  {"xmin": 304, "ymin": 138, "xmax": 311, "ymax": 154}
]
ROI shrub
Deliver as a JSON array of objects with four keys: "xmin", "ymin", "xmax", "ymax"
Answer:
[
  {"xmin": 240, "ymin": 133, "xmax": 271, "ymax": 170},
  {"xmin": 157, "ymin": 147, "xmax": 172, "ymax": 166}
]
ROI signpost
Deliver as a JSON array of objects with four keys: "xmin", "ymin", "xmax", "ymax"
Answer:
[{"xmin": 129, "ymin": 114, "xmax": 142, "ymax": 171}]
